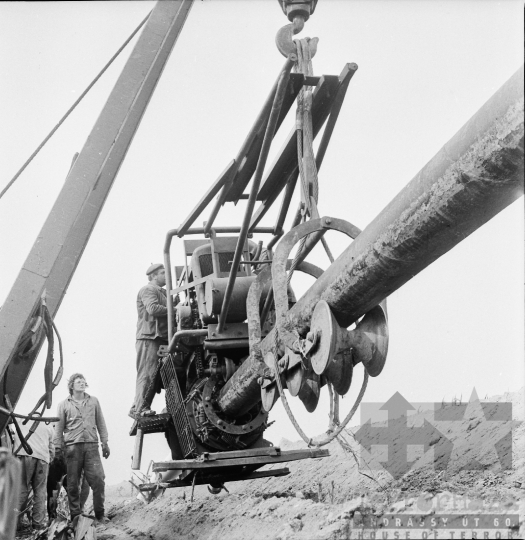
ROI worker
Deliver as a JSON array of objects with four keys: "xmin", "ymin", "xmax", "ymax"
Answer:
[
  {"xmin": 47, "ymin": 445, "xmax": 90, "ymax": 519},
  {"xmin": 0, "ymin": 418, "xmax": 14, "ymax": 452},
  {"xmin": 14, "ymin": 416, "xmax": 54, "ymax": 531},
  {"xmin": 53, "ymin": 373, "xmax": 110, "ymax": 527},
  {"xmin": 130, "ymin": 263, "xmax": 178, "ymax": 419}
]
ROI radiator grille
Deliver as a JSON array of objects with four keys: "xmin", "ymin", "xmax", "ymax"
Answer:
[
  {"xmin": 218, "ymin": 251, "xmax": 237, "ymax": 273},
  {"xmin": 161, "ymin": 356, "xmax": 196, "ymax": 458},
  {"xmin": 198, "ymin": 254, "xmax": 214, "ymax": 277}
]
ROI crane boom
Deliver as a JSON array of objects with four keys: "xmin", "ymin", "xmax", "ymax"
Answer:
[{"xmin": 0, "ymin": 0, "xmax": 193, "ymax": 433}]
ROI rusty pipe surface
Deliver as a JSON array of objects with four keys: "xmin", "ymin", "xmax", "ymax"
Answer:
[{"xmin": 217, "ymin": 66, "xmax": 524, "ymax": 417}]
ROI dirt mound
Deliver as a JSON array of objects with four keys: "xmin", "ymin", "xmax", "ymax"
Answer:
[{"xmin": 92, "ymin": 390, "xmax": 525, "ymax": 539}]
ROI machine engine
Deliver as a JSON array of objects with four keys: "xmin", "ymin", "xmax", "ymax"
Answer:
[{"xmin": 161, "ymin": 236, "xmax": 276, "ymax": 458}]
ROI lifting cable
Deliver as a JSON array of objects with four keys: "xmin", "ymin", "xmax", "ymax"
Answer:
[
  {"xmin": 0, "ymin": 10, "xmax": 151, "ymax": 201},
  {"xmin": 3, "ymin": 299, "xmax": 63, "ymax": 455},
  {"xmin": 271, "ymin": 38, "xmax": 368, "ymax": 449}
]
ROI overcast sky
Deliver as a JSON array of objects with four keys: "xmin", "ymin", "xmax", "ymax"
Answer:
[{"xmin": 0, "ymin": 1, "xmax": 523, "ymax": 484}]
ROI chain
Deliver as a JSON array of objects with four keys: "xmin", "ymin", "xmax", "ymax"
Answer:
[
  {"xmin": 194, "ymin": 347, "xmax": 204, "ymax": 379},
  {"xmin": 191, "ymin": 297, "xmax": 202, "ymax": 329}
]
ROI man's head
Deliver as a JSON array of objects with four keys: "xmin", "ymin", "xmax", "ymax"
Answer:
[
  {"xmin": 146, "ymin": 263, "xmax": 166, "ymax": 288},
  {"xmin": 68, "ymin": 373, "xmax": 88, "ymax": 396}
]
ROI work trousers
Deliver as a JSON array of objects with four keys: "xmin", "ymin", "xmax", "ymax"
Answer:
[
  {"xmin": 65, "ymin": 443, "xmax": 105, "ymax": 520},
  {"xmin": 132, "ymin": 338, "xmax": 165, "ymax": 413},
  {"xmin": 79, "ymin": 473, "xmax": 90, "ymax": 512},
  {"xmin": 18, "ymin": 456, "xmax": 48, "ymax": 528}
]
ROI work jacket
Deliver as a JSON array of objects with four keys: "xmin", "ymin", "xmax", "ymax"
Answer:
[
  {"xmin": 15, "ymin": 421, "xmax": 55, "ymax": 463},
  {"xmin": 136, "ymin": 283, "xmax": 171, "ymax": 340},
  {"xmin": 53, "ymin": 393, "xmax": 108, "ymax": 448}
]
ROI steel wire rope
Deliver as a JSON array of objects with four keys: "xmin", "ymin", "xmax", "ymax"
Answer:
[
  {"xmin": 335, "ymin": 430, "xmax": 391, "ymax": 499},
  {"xmin": 288, "ymin": 39, "xmax": 313, "ymax": 280},
  {"xmin": 271, "ymin": 324, "xmax": 368, "ymax": 447},
  {"xmin": 0, "ymin": 10, "xmax": 151, "ymax": 201},
  {"xmin": 288, "ymin": 39, "xmax": 333, "ymax": 282},
  {"xmin": 271, "ymin": 38, "xmax": 369, "ymax": 448}
]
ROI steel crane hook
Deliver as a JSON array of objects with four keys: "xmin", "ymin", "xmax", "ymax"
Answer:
[
  {"xmin": 275, "ymin": 17, "xmax": 318, "ymax": 59},
  {"xmin": 275, "ymin": 0, "xmax": 319, "ymax": 58}
]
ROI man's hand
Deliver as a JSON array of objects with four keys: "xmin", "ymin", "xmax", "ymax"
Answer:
[{"xmin": 101, "ymin": 442, "xmax": 110, "ymax": 459}]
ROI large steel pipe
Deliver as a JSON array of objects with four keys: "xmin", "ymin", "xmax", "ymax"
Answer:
[{"xmin": 218, "ymin": 66, "xmax": 524, "ymax": 417}]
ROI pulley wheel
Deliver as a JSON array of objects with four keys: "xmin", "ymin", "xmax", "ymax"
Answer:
[
  {"xmin": 325, "ymin": 349, "xmax": 353, "ymax": 396},
  {"xmin": 284, "ymin": 349, "xmax": 304, "ymax": 397},
  {"xmin": 261, "ymin": 351, "xmax": 280, "ymax": 412},
  {"xmin": 261, "ymin": 382, "xmax": 278, "ymax": 412},
  {"xmin": 224, "ymin": 357, "xmax": 238, "ymax": 381},
  {"xmin": 355, "ymin": 303, "xmax": 389, "ymax": 377},
  {"xmin": 309, "ymin": 300, "xmax": 338, "ymax": 375},
  {"xmin": 298, "ymin": 371, "xmax": 320, "ymax": 413}
]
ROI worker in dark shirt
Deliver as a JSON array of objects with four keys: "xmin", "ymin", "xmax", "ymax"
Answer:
[{"xmin": 130, "ymin": 263, "xmax": 178, "ymax": 419}]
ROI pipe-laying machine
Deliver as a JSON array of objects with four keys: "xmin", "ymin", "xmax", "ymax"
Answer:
[
  {"xmin": 130, "ymin": 1, "xmax": 524, "ymax": 493},
  {"xmin": 0, "ymin": 0, "xmax": 523, "ymax": 502},
  {"xmin": 130, "ymin": 0, "xmax": 390, "ymax": 491}
]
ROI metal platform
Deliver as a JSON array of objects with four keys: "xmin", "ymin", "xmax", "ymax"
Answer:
[
  {"xmin": 129, "ymin": 412, "xmax": 171, "ymax": 436},
  {"xmin": 130, "ymin": 413, "xmax": 173, "ymax": 470},
  {"xmin": 138, "ymin": 446, "xmax": 329, "ymax": 491}
]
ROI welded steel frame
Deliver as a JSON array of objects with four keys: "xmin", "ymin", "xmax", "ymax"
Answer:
[{"xmin": 164, "ymin": 62, "xmax": 357, "ymax": 344}]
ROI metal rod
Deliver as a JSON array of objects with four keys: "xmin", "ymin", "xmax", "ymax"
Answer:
[
  {"xmin": 225, "ymin": 73, "xmax": 307, "ymax": 204},
  {"xmin": 168, "ymin": 329, "xmax": 208, "ymax": 354},
  {"xmin": 249, "ymin": 65, "xmax": 356, "ymax": 231},
  {"xmin": 138, "ymin": 467, "xmax": 291, "ymax": 490},
  {"xmin": 315, "ymin": 63, "xmax": 357, "ymax": 171},
  {"xmin": 203, "ymin": 57, "xmax": 296, "ymax": 234},
  {"xmin": 217, "ymin": 66, "xmax": 524, "ymax": 417},
  {"xmin": 177, "ymin": 159, "xmax": 236, "ymax": 237},
  {"xmin": 176, "ymin": 226, "xmax": 276, "ymax": 237},
  {"xmin": 253, "ymin": 241, "xmax": 263, "ymax": 259},
  {"xmin": 252, "ymin": 71, "xmax": 346, "ymax": 224},
  {"xmin": 0, "ymin": 408, "xmax": 60, "ymax": 423},
  {"xmin": 266, "ymin": 233, "xmax": 283, "ymax": 251},
  {"xmin": 164, "ymin": 244, "xmax": 175, "ymax": 345},
  {"xmin": 260, "ymin": 201, "xmax": 304, "ymax": 327},
  {"xmin": 3, "ymin": 396, "xmax": 32, "ymax": 455},
  {"xmin": 260, "ymin": 287, "xmax": 274, "ymax": 330},
  {"xmin": 203, "ymin": 339, "xmax": 249, "ymax": 350},
  {"xmin": 203, "ymin": 184, "xmax": 232, "ymax": 235},
  {"xmin": 273, "ymin": 171, "xmax": 299, "ymax": 235},
  {"xmin": 216, "ymin": 56, "xmax": 296, "ymax": 334}
]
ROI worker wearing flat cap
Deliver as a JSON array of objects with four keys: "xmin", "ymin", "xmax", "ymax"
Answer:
[{"xmin": 130, "ymin": 263, "xmax": 178, "ymax": 419}]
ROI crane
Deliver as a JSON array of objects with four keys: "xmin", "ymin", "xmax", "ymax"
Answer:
[{"xmin": 0, "ymin": 0, "xmax": 522, "ymax": 507}]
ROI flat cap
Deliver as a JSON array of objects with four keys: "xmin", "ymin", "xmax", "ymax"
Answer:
[{"xmin": 146, "ymin": 263, "xmax": 164, "ymax": 276}]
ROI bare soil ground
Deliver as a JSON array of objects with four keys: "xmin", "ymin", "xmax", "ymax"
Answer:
[{"xmin": 78, "ymin": 390, "xmax": 525, "ymax": 539}]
